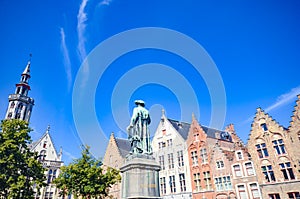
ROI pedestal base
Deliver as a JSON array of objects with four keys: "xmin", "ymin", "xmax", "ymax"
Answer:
[{"xmin": 120, "ymin": 154, "xmax": 161, "ymax": 199}]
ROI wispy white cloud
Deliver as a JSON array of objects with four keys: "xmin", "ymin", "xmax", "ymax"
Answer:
[
  {"xmin": 265, "ymin": 86, "xmax": 300, "ymax": 112},
  {"xmin": 240, "ymin": 86, "xmax": 300, "ymax": 125},
  {"xmin": 63, "ymin": 149, "xmax": 77, "ymax": 160},
  {"xmin": 60, "ymin": 28, "xmax": 72, "ymax": 91},
  {"xmin": 77, "ymin": 0, "xmax": 88, "ymax": 62},
  {"xmin": 77, "ymin": 0, "xmax": 89, "ymax": 88},
  {"xmin": 76, "ymin": 0, "xmax": 114, "ymax": 88}
]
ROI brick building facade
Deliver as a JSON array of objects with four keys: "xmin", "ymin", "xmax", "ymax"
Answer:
[
  {"xmin": 103, "ymin": 95, "xmax": 300, "ymax": 199},
  {"xmin": 247, "ymin": 99, "xmax": 300, "ymax": 199},
  {"xmin": 102, "ymin": 133, "xmax": 130, "ymax": 199}
]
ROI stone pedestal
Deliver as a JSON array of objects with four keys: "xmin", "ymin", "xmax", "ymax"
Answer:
[{"xmin": 120, "ymin": 154, "xmax": 161, "ymax": 199}]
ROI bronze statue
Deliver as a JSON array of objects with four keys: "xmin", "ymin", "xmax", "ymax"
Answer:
[{"xmin": 127, "ymin": 100, "xmax": 152, "ymax": 155}]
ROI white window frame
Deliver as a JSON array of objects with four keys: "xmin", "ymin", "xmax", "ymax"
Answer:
[
  {"xmin": 244, "ymin": 161, "xmax": 255, "ymax": 176},
  {"xmin": 232, "ymin": 163, "xmax": 243, "ymax": 178},
  {"xmin": 247, "ymin": 182, "xmax": 261, "ymax": 199},
  {"xmin": 236, "ymin": 183, "xmax": 248, "ymax": 199},
  {"xmin": 236, "ymin": 150, "xmax": 244, "ymax": 160}
]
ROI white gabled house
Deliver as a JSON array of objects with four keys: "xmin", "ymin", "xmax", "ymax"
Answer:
[
  {"xmin": 152, "ymin": 110, "xmax": 192, "ymax": 199},
  {"xmin": 30, "ymin": 126, "xmax": 64, "ymax": 199}
]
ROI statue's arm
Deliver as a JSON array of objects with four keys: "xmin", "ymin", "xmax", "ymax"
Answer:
[
  {"xmin": 148, "ymin": 114, "xmax": 151, "ymax": 124},
  {"xmin": 127, "ymin": 108, "xmax": 138, "ymax": 131}
]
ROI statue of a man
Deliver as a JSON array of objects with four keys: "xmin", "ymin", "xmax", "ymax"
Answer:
[{"xmin": 127, "ymin": 100, "xmax": 152, "ymax": 155}]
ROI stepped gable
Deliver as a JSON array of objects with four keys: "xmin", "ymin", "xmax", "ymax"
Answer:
[
  {"xmin": 115, "ymin": 137, "xmax": 131, "ymax": 158},
  {"xmin": 248, "ymin": 107, "xmax": 287, "ymax": 143},
  {"xmin": 211, "ymin": 141, "xmax": 234, "ymax": 162},
  {"xmin": 225, "ymin": 124, "xmax": 244, "ymax": 147},
  {"xmin": 289, "ymin": 94, "xmax": 300, "ymax": 131},
  {"xmin": 222, "ymin": 149, "xmax": 235, "ymax": 161}
]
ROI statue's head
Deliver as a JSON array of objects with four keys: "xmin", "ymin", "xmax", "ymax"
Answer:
[{"xmin": 134, "ymin": 100, "xmax": 145, "ymax": 107}]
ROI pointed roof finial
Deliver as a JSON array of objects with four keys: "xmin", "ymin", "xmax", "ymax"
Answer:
[
  {"xmin": 22, "ymin": 54, "xmax": 31, "ymax": 76},
  {"xmin": 162, "ymin": 108, "xmax": 165, "ymax": 116},
  {"xmin": 192, "ymin": 112, "xmax": 196, "ymax": 121},
  {"xmin": 46, "ymin": 125, "xmax": 50, "ymax": 133}
]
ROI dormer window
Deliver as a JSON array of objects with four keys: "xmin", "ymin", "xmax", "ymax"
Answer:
[{"xmin": 177, "ymin": 122, "xmax": 182, "ymax": 128}]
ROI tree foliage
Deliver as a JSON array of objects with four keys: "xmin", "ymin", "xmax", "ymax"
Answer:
[
  {"xmin": 54, "ymin": 146, "xmax": 121, "ymax": 199},
  {"xmin": 0, "ymin": 119, "xmax": 46, "ymax": 199}
]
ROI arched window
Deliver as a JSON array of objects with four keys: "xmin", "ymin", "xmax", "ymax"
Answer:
[
  {"xmin": 47, "ymin": 169, "xmax": 53, "ymax": 184},
  {"xmin": 279, "ymin": 162, "xmax": 295, "ymax": 180},
  {"xmin": 39, "ymin": 150, "xmax": 46, "ymax": 161},
  {"xmin": 272, "ymin": 139, "xmax": 286, "ymax": 155}
]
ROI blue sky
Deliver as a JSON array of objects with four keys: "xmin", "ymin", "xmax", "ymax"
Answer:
[{"xmin": 0, "ymin": 0, "xmax": 299, "ymax": 163}]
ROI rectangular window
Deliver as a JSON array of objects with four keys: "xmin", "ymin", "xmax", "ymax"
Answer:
[
  {"xmin": 279, "ymin": 162, "xmax": 295, "ymax": 180},
  {"xmin": 288, "ymin": 192, "xmax": 300, "ymax": 199},
  {"xmin": 237, "ymin": 151, "xmax": 243, "ymax": 160},
  {"xmin": 193, "ymin": 173, "xmax": 201, "ymax": 192},
  {"xmin": 160, "ymin": 177, "xmax": 166, "ymax": 195},
  {"xmin": 203, "ymin": 171, "xmax": 211, "ymax": 190},
  {"xmin": 245, "ymin": 162, "xmax": 254, "ymax": 176},
  {"xmin": 269, "ymin": 193, "xmax": 281, "ymax": 199},
  {"xmin": 159, "ymin": 142, "xmax": 166, "ymax": 149},
  {"xmin": 250, "ymin": 183, "xmax": 260, "ymax": 199},
  {"xmin": 191, "ymin": 151, "xmax": 198, "ymax": 166},
  {"xmin": 179, "ymin": 173, "xmax": 186, "ymax": 192},
  {"xmin": 214, "ymin": 176, "xmax": 232, "ymax": 191},
  {"xmin": 237, "ymin": 185, "xmax": 247, "ymax": 199},
  {"xmin": 216, "ymin": 160, "xmax": 224, "ymax": 169},
  {"xmin": 167, "ymin": 139, "xmax": 173, "ymax": 146},
  {"xmin": 168, "ymin": 153, "xmax": 174, "ymax": 169},
  {"xmin": 159, "ymin": 155, "xmax": 165, "ymax": 170},
  {"xmin": 261, "ymin": 123, "xmax": 268, "ymax": 131},
  {"xmin": 177, "ymin": 150, "xmax": 184, "ymax": 167},
  {"xmin": 194, "ymin": 133, "xmax": 199, "ymax": 141},
  {"xmin": 200, "ymin": 148, "xmax": 208, "ymax": 163},
  {"xmin": 256, "ymin": 143, "xmax": 269, "ymax": 158},
  {"xmin": 273, "ymin": 139, "xmax": 286, "ymax": 155},
  {"xmin": 169, "ymin": 175, "xmax": 176, "ymax": 193},
  {"xmin": 262, "ymin": 165, "xmax": 276, "ymax": 182},
  {"xmin": 233, "ymin": 164, "xmax": 242, "ymax": 177}
]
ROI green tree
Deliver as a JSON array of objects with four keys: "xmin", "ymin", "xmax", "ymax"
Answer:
[
  {"xmin": 0, "ymin": 119, "xmax": 46, "ymax": 199},
  {"xmin": 54, "ymin": 146, "xmax": 121, "ymax": 199}
]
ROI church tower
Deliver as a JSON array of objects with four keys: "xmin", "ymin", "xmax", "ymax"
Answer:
[{"xmin": 5, "ymin": 58, "xmax": 34, "ymax": 122}]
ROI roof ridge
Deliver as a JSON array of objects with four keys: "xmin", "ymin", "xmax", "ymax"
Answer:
[{"xmin": 167, "ymin": 118, "xmax": 224, "ymax": 132}]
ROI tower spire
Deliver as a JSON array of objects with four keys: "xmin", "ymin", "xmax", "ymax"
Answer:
[{"xmin": 5, "ymin": 56, "xmax": 35, "ymax": 122}]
